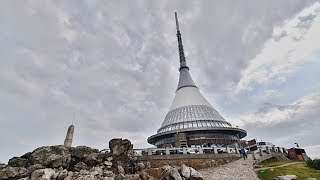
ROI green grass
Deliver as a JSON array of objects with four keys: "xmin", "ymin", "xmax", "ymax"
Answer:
[
  {"xmin": 259, "ymin": 157, "xmax": 290, "ymax": 167},
  {"xmin": 258, "ymin": 162, "xmax": 320, "ymax": 180}
]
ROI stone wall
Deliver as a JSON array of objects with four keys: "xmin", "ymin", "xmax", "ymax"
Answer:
[{"xmin": 137, "ymin": 153, "xmax": 241, "ymax": 170}]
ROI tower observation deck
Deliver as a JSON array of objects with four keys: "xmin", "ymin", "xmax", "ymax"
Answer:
[{"xmin": 147, "ymin": 12, "xmax": 247, "ymax": 148}]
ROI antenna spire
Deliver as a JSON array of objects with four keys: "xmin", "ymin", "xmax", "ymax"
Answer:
[
  {"xmin": 174, "ymin": 12, "xmax": 189, "ymax": 70},
  {"xmin": 72, "ymin": 112, "xmax": 75, "ymax": 125},
  {"xmin": 175, "ymin": 12, "xmax": 180, "ymax": 31}
]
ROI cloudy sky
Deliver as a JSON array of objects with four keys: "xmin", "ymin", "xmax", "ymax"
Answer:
[{"xmin": 1, "ymin": 0, "xmax": 320, "ymax": 163}]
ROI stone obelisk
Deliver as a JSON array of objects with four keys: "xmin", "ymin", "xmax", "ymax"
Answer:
[{"xmin": 64, "ymin": 124, "xmax": 74, "ymax": 148}]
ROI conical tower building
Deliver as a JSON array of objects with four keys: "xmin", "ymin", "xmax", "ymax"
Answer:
[{"xmin": 148, "ymin": 12, "xmax": 246, "ymax": 148}]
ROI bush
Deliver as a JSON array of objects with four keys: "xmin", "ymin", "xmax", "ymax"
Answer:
[{"xmin": 306, "ymin": 159, "xmax": 320, "ymax": 170}]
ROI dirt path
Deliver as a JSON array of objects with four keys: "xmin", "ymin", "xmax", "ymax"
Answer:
[
  {"xmin": 198, "ymin": 155, "xmax": 259, "ymax": 180},
  {"xmin": 254, "ymin": 161, "xmax": 303, "ymax": 171}
]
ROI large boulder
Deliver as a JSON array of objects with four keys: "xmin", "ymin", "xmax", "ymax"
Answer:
[
  {"xmin": 109, "ymin": 138, "xmax": 133, "ymax": 156},
  {"xmin": 0, "ymin": 166, "xmax": 28, "ymax": 179},
  {"xmin": 8, "ymin": 157, "xmax": 28, "ymax": 167},
  {"xmin": 28, "ymin": 145, "xmax": 71, "ymax": 168}
]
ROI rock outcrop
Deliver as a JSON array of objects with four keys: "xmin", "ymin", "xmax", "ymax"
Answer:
[
  {"xmin": 0, "ymin": 138, "xmax": 202, "ymax": 180},
  {"xmin": 109, "ymin": 138, "xmax": 133, "ymax": 157},
  {"xmin": 28, "ymin": 145, "xmax": 71, "ymax": 168}
]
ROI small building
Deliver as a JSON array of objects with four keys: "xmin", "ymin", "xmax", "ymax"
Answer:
[{"xmin": 287, "ymin": 147, "xmax": 309, "ymax": 161}]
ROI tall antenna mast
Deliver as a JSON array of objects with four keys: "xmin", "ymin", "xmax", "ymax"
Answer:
[
  {"xmin": 72, "ymin": 112, "xmax": 75, "ymax": 125},
  {"xmin": 175, "ymin": 12, "xmax": 180, "ymax": 31},
  {"xmin": 175, "ymin": 12, "xmax": 188, "ymax": 70}
]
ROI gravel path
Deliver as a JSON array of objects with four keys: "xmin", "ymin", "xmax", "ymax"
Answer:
[{"xmin": 199, "ymin": 155, "xmax": 259, "ymax": 180}]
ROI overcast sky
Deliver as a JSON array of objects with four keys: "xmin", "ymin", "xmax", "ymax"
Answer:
[{"xmin": 1, "ymin": 0, "xmax": 320, "ymax": 163}]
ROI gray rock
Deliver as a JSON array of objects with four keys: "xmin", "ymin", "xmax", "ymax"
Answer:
[
  {"xmin": 102, "ymin": 177, "xmax": 115, "ymax": 180},
  {"xmin": 27, "ymin": 164, "xmax": 45, "ymax": 175},
  {"xmin": 115, "ymin": 173, "xmax": 126, "ymax": 180},
  {"xmin": 139, "ymin": 171, "xmax": 154, "ymax": 180},
  {"xmin": 162, "ymin": 165, "xmax": 182, "ymax": 180},
  {"xmin": 117, "ymin": 165, "xmax": 125, "ymax": 174},
  {"xmin": 180, "ymin": 164, "xmax": 190, "ymax": 178},
  {"xmin": 28, "ymin": 145, "xmax": 71, "ymax": 168},
  {"xmin": 0, "ymin": 163, "xmax": 6, "ymax": 169},
  {"xmin": 8, "ymin": 157, "xmax": 28, "ymax": 167},
  {"xmin": 104, "ymin": 161, "xmax": 113, "ymax": 167},
  {"xmin": 103, "ymin": 170, "xmax": 114, "ymax": 177},
  {"xmin": 31, "ymin": 168, "xmax": 55, "ymax": 180},
  {"xmin": 20, "ymin": 152, "xmax": 32, "ymax": 159},
  {"xmin": 56, "ymin": 169, "xmax": 68, "ymax": 180},
  {"xmin": 109, "ymin": 138, "xmax": 133, "ymax": 156},
  {"xmin": 145, "ymin": 162, "xmax": 151, "ymax": 169},
  {"xmin": 137, "ymin": 162, "xmax": 145, "ymax": 171},
  {"xmin": 84, "ymin": 153, "xmax": 100, "ymax": 167},
  {"xmin": 189, "ymin": 167, "xmax": 202, "ymax": 179},
  {"xmin": 106, "ymin": 156, "xmax": 113, "ymax": 162},
  {"xmin": 90, "ymin": 166, "xmax": 103, "ymax": 176},
  {"xmin": 125, "ymin": 174, "xmax": 140, "ymax": 180},
  {"xmin": 0, "ymin": 166, "xmax": 28, "ymax": 179},
  {"xmin": 70, "ymin": 146, "xmax": 99, "ymax": 159},
  {"xmin": 74, "ymin": 162, "xmax": 88, "ymax": 171},
  {"xmin": 277, "ymin": 175, "xmax": 297, "ymax": 180},
  {"xmin": 17, "ymin": 178, "xmax": 30, "ymax": 180}
]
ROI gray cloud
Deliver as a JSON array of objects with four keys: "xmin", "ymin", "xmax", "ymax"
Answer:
[
  {"xmin": 0, "ymin": 1, "xmax": 319, "ymax": 163},
  {"xmin": 241, "ymin": 93, "xmax": 320, "ymax": 150}
]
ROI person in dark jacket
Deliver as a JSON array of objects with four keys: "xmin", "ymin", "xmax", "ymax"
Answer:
[{"xmin": 240, "ymin": 147, "xmax": 247, "ymax": 160}]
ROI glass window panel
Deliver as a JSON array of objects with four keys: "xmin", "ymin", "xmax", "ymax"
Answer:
[
  {"xmin": 188, "ymin": 122, "xmax": 192, "ymax": 128},
  {"xmin": 196, "ymin": 121, "xmax": 200, "ymax": 127},
  {"xmin": 192, "ymin": 122, "xmax": 197, "ymax": 127},
  {"xmin": 180, "ymin": 123, "xmax": 183, "ymax": 129}
]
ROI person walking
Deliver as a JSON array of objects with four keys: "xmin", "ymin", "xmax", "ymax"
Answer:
[{"xmin": 240, "ymin": 147, "xmax": 247, "ymax": 160}]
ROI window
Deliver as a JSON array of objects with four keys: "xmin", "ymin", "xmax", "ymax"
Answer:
[{"xmin": 192, "ymin": 122, "xmax": 197, "ymax": 127}]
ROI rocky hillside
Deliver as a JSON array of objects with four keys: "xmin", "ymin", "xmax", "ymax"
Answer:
[{"xmin": 0, "ymin": 138, "xmax": 203, "ymax": 180}]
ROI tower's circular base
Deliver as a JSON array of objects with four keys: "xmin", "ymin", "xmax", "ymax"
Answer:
[{"xmin": 148, "ymin": 128, "xmax": 246, "ymax": 148}]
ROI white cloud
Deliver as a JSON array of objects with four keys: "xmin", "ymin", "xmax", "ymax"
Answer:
[
  {"xmin": 304, "ymin": 144, "xmax": 320, "ymax": 159},
  {"xmin": 252, "ymin": 89, "xmax": 283, "ymax": 103},
  {"xmin": 232, "ymin": 93, "xmax": 320, "ymax": 153},
  {"xmin": 238, "ymin": 93, "xmax": 320, "ymax": 126},
  {"xmin": 236, "ymin": 2, "xmax": 320, "ymax": 93}
]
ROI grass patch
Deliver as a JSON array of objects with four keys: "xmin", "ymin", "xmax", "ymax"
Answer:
[
  {"xmin": 259, "ymin": 157, "xmax": 290, "ymax": 167},
  {"xmin": 307, "ymin": 159, "xmax": 320, "ymax": 170},
  {"xmin": 258, "ymin": 162, "xmax": 320, "ymax": 180}
]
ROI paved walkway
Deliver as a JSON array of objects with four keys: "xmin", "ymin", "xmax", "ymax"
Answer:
[{"xmin": 199, "ymin": 155, "xmax": 259, "ymax": 180}]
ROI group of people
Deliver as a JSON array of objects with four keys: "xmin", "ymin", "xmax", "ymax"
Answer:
[{"xmin": 240, "ymin": 147, "xmax": 248, "ymax": 160}]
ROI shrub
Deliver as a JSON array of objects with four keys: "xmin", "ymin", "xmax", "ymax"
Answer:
[{"xmin": 306, "ymin": 159, "xmax": 320, "ymax": 170}]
